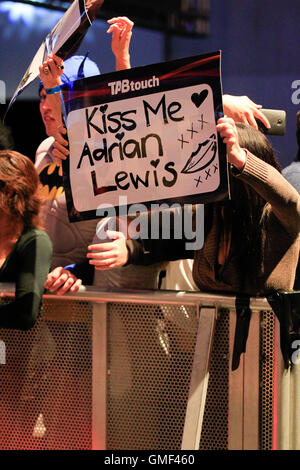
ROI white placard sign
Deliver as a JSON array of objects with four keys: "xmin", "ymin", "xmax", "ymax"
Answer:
[{"xmin": 61, "ymin": 51, "xmax": 228, "ymax": 221}]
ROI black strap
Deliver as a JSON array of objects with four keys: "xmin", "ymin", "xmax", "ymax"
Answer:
[
  {"xmin": 232, "ymin": 294, "xmax": 251, "ymax": 371},
  {"xmin": 267, "ymin": 291, "xmax": 300, "ymax": 369}
]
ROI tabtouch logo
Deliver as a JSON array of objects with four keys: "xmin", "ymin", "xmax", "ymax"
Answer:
[{"xmin": 108, "ymin": 76, "xmax": 160, "ymax": 96}]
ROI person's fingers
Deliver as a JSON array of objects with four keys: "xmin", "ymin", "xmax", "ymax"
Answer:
[
  {"xmin": 55, "ymin": 277, "xmax": 75, "ymax": 295},
  {"xmin": 216, "ymin": 121, "xmax": 239, "ymax": 149},
  {"xmin": 88, "ymin": 231, "xmax": 124, "ymax": 251},
  {"xmin": 57, "ymin": 125, "xmax": 67, "ymax": 136},
  {"xmin": 52, "ymin": 149, "xmax": 68, "ymax": 161},
  {"xmin": 39, "ymin": 65, "xmax": 45, "ymax": 77},
  {"xmin": 88, "ymin": 246, "xmax": 110, "ymax": 253},
  {"xmin": 107, "ymin": 23, "xmax": 121, "ymax": 33},
  {"xmin": 55, "ymin": 132, "xmax": 69, "ymax": 147},
  {"xmin": 107, "ymin": 16, "xmax": 134, "ymax": 26},
  {"xmin": 52, "ymin": 54, "xmax": 64, "ymax": 68},
  {"xmin": 48, "ymin": 272, "xmax": 70, "ymax": 292},
  {"xmin": 106, "ymin": 25, "xmax": 114, "ymax": 34},
  {"xmin": 107, "ymin": 17, "xmax": 134, "ymax": 37},
  {"xmin": 217, "ymin": 116, "xmax": 235, "ymax": 126},
  {"xmin": 238, "ymin": 114, "xmax": 249, "ymax": 125},
  {"xmin": 87, "ymin": 248, "xmax": 115, "ymax": 261},
  {"xmin": 47, "ymin": 59, "xmax": 56, "ymax": 74},
  {"xmin": 45, "ymin": 267, "xmax": 81, "ymax": 295},
  {"xmin": 216, "ymin": 121, "xmax": 235, "ymax": 136},
  {"xmin": 56, "ymin": 276, "xmax": 82, "ymax": 296},
  {"xmin": 53, "ymin": 141, "xmax": 69, "ymax": 160},
  {"xmin": 222, "ymin": 136, "xmax": 236, "ymax": 146},
  {"xmin": 93, "ymin": 258, "xmax": 118, "ymax": 269},
  {"xmin": 253, "ymin": 109, "xmax": 271, "ymax": 128},
  {"xmin": 44, "ymin": 267, "xmax": 64, "ymax": 288},
  {"xmin": 90, "ymin": 256, "xmax": 115, "ymax": 265},
  {"xmin": 107, "ymin": 16, "xmax": 121, "ymax": 23},
  {"xmin": 106, "ymin": 229, "xmax": 125, "ymax": 239},
  {"xmin": 244, "ymin": 111, "xmax": 258, "ymax": 129},
  {"xmin": 39, "ymin": 64, "xmax": 51, "ymax": 81},
  {"xmin": 69, "ymin": 278, "xmax": 82, "ymax": 293}
]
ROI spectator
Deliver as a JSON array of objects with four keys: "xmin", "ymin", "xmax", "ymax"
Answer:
[
  {"xmin": 0, "ymin": 150, "xmax": 52, "ymax": 329},
  {"xmin": 282, "ymin": 110, "xmax": 300, "ymax": 289},
  {"xmin": 36, "ymin": 17, "xmax": 133, "ymax": 271},
  {"xmin": 102, "ymin": 117, "xmax": 300, "ymax": 297},
  {"xmin": 39, "ymin": 18, "xmax": 167, "ymax": 294}
]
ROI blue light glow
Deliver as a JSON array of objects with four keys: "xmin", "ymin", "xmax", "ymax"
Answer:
[{"xmin": 0, "ymin": 1, "xmax": 62, "ymax": 39}]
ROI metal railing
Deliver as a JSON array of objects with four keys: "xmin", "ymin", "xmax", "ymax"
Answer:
[{"xmin": 0, "ymin": 283, "xmax": 296, "ymax": 450}]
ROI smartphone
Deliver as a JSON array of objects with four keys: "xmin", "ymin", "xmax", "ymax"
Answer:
[{"xmin": 257, "ymin": 108, "xmax": 286, "ymax": 136}]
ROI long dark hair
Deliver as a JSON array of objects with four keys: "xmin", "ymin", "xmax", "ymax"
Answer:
[
  {"xmin": 0, "ymin": 150, "xmax": 43, "ymax": 229},
  {"xmin": 220, "ymin": 123, "xmax": 281, "ymax": 290}
]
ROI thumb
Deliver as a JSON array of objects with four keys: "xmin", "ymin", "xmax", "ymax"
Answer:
[
  {"xmin": 58, "ymin": 125, "xmax": 67, "ymax": 136},
  {"xmin": 106, "ymin": 229, "xmax": 126, "ymax": 240}
]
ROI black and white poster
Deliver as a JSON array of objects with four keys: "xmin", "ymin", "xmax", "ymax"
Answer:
[{"xmin": 7, "ymin": 0, "xmax": 103, "ymax": 110}]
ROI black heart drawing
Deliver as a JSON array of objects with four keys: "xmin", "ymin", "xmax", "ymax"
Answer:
[
  {"xmin": 100, "ymin": 104, "xmax": 108, "ymax": 113},
  {"xmin": 191, "ymin": 89, "xmax": 209, "ymax": 108},
  {"xmin": 116, "ymin": 132, "xmax": 125, "ymax": 141},
  {"xmin": 150, "ymin": 159, "xmax": 160, "ymax": 168}
]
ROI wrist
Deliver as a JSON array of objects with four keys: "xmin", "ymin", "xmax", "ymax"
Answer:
[
  {"xmin": 116, "ymin": 54, "xmax": 131, "ymax": 71},
  {"xmin": 42, "ymin": 76, "xmax": 62, "ymax": 89},
  {"xmin": 222, "ymin": 94, "xmax": 230, "ymax": 113},
  {"xmin": 45, "ymin": 85, "xmax": 61, "ymax": 95},
  {"xmin": 231, "ymin": 148, "xmax": 247, "ymax": 172}
]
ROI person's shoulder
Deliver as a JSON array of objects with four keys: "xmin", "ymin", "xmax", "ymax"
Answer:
[
  {"xmin": 282, "ymin": 162, "xmax": 300, "ymax": 192},
  {"xmin": 19, "ymin": 228, "xmax": 52, "ymax": 251},
  {"xmin": 283, "ymin": 161, "xmax": 300, "ymax": 175},
  {"xmin": 35, "ymin": 136, "xmax": 55, "ymax": 168}
]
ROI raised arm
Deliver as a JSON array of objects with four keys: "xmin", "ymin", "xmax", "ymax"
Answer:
[
  {"xmin": 107, "ymin": 16, "xmax": 133, "ymax": 71},
  {"xmin": 216, "ymin": 117, "xmax": 300, "ymax": 238},
  {"xmin": 39, "ymin": 54, "xmax": 65, "ymax": 129},
  {"xmin": 222, "ymin": 94, "xmax": 270, "ymax": 129}
]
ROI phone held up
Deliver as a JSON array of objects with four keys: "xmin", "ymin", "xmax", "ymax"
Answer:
[{"xmin": 257, "ymin": 108, "xmax": 286, "ymax": 136}]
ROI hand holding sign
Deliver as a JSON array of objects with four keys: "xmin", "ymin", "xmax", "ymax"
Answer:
[
  {"xmin": 87, "ymin": 231, "xmax": 129, "ymax": 270},
  {"xmin": 216, "ymin": 117, "xmax": 246, "ymax": 171},
  {"xmin": 53, "ymin": 130, "xmax": 69, "ymax": 163},
  {"xmin": 7, "ymin": 0, "xmax": 104, "ymax": 114},
  {"xmin": 39, "ymin": 54, "xmax": 64, "ymax": 88},
  {"xmin": 39, "ymin": 53, "xmax": 65, "ymax": 130}
]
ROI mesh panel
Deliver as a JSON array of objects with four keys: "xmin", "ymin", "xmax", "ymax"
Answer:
[
  {"xmin": 199, "ymin": 308, "xmax": 229, "ymax": 450},
  {"xmin": 259, "ymin": 309, "xmax": 275, "ymax": 450},
  {"xmin": 106, "ymin": 302, "xmax": 198, "ymax": 450},
  {"xmin": 0, "ymin": 296, "xmax": 276, "ymax": 450},
  {"xmin": 0, "ymin": 297, "xmax": 92, "ymax": 450}
]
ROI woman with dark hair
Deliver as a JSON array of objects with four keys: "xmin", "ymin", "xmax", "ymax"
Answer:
[
  {"xmin": 91, "ymin": 116, "xmax": 300, "ymax": 296},
  {"xmin": 0, "ymin": 150, "xmax": 52, "ymax": 329},
  {"xmin": 282, "ymin": 110, "xmax": 300, "ymax": 289}
]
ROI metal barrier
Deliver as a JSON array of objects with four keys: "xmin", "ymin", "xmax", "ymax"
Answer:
[{"xmin": 0, "ymin": 284, "xmax": 296, "ymax": 450}]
